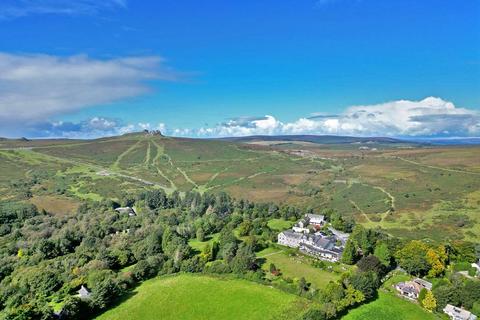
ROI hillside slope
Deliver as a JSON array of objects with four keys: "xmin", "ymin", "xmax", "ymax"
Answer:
[{"xmin": 1, "ymin": 132, "xmax": 479, "ymax": 241}]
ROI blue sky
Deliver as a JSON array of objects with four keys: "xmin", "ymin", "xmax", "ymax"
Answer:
[{"xmin": 0, "ymin": 0, "xmax": 479, "ymax": 138}]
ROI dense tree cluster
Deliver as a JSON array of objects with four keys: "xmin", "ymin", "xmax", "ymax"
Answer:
[{"xmin": 1, "ymin": 188, "xmax": 478, "ymax": 320}]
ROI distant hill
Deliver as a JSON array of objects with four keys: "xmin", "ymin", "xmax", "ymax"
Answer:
[
  {"xmin": 216, "ymin": 135, "xmax": 408, "ymax": 145},
  {"xmin": 403, "ymin": 137, "xmax": 480, "ymax": 145}
]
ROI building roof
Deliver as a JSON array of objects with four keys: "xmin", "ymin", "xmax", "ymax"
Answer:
[
  {"xmin": 115, "ymin": 207, "xmax": 136, "ymax": 215},
  {"xmin": 300, "ymin": 243, "xmax": 339, "ymax": 256},
  {"xmin": 396, "ymin": 282, "xmax": 418, "ymax": 294},
  {"xmin": 280, "ymin": 230, "xmax": 304, "ymax": 240},
  {"xmin": 78, "ymin": 285, "xmax": 91, "ymax": 299},
  {"xmin": 443, "ymin": 304, "xmax": 477, "ymax": 320},
  {"xmin": 327, "ymin": 227, "xmax": 350, "ymax": 242},
  {"xmin": 306, "ymin": 214, "xmax": 325, "ymax": 221},
  {"xmin": 295, "ymin": 218, "xmax": 309, "ymax": 227},
  {"xmin": 312, "ymin": 236, "xmax": 335, "ymax": 250},
  {"xmin": 413, "ymin": 278, "xmax": 433, "ymax": 290}
]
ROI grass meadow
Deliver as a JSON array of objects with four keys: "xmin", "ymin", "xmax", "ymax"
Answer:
[
  {"xmin": 256, "ymin": 247, "xmax": 342, "ymax": 289},
  {"xmin": 95, "ymin": 274, "xmax": 310, "ymax": 320}
]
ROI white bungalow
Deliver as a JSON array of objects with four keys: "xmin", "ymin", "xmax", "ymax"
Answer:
[{"xmin": 443, "ymin": 304, "xmax": 477, "ymax": 320}]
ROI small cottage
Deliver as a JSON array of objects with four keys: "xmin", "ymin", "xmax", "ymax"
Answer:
[{"xmin": 77, "ymin": 285, "xmax": 91, "ymax": 300}]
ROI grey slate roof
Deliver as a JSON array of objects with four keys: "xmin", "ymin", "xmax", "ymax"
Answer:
[{"xmin": 281, "ymin": 230, "xmax": 304, "ymax": 239}]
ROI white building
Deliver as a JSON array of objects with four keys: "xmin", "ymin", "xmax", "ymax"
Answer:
[
  {"xmin": 77, "ymin": 285, "xmax": 91, "ymax": 300},
  {"xmin": 292, "ymin": 217, "xmax": 310, "ymax": 233},
  {"xmin": 277, "ymin": 230, "xmax": 342, "ymax": 262},
  {"xmin": 115, "ymin": 206, "xmax": 136, "ymax": 216},
  {"xmin": 443, "ymin": 304, "xmax": 477, "ymax": 320},
  {"xmin": 278, "ymin": 230, "xmax": 305, "ymax": 248},
  {"xmin": 306, "ymin": 214, "xmax": 325, "ymax": 227}
]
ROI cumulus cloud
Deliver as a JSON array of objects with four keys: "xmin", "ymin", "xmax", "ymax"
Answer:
[
  {"xmin": 5, "ymin": 97, "xmax": 479, "ymax": 139},
  {"xmin": 0, "ymin": 0, "xmax": 126, "ymax": 19},
  {"xmin": 189, "ymin": 97, "xmax": 479, "ymax": 138},
  {"xmin": 0, "ymin": 53, "xmax": 180, "ymax": 126}
]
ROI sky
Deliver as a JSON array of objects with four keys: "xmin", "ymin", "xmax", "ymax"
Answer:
[{"xmin": 0, "ymin": 0, "xmax": 479, "ymax": 138}]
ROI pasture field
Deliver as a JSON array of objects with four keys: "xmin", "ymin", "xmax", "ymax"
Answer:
[
  {"xmin": 1, "ymin": 133, "xmax": 479, "ymax": 241},
  {"xmin": 341, "ymin": 292, "xmax": 438, "ymax": 320},
  {"xmin": 95, "ymin": 274, "xmax": 310, "ymax": 320}
]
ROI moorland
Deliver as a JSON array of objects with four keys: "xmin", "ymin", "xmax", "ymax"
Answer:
[{"xmin": 1, "ymin": 131, "xmax": 479, "ymax": 241}]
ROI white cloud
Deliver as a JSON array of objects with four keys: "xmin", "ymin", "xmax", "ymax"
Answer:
[
  {"xmin": 190, "ymin": 97, "xmax": 479, "ymax": 138},
  {"xmin": 6, "ymin": 97, "xmax": 479, "ymax": 139},
  {"xmin": 0, "ymin": 0, "xmax": 126, "ymax": 19},
  {"xmin": 0, "ymin": 53, "xmax": 180, "ymax": 125}
]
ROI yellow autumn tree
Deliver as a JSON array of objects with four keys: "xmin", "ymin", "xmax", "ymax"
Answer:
[
  {"xmin": 422, "ymin": 290, "xmax": 437, "ymax": 312},
  {"xmin": 426, "ymin": 245, "xmax": 447, "ymax": 277}
]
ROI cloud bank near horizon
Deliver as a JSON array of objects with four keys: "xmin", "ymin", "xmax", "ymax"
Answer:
[
  {"xmin": 191, "ymin": 97, "xmax": 479, "ymax": 138},
  {"xmin": 11, "ymin": 97, "xmax": 480, "ymax": 139}
]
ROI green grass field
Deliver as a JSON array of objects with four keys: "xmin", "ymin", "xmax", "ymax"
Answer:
[
  {"xmin": 95, "ymin": 274, "xmax": 310, "ymax": 320},
  {"xmin": 188, "ymin": 233, "xmax": 220, "ymax": 252},
  {"xmin": 256, "ymin": 247, "xmax": 341, "ymax": 289},
  {"xmin": 341, "ymin": 292, "xmax": 438, "ymax": 320},
  {"xmin": 267, "ymin": 219, "xmax": 296, "ymax": 231}
]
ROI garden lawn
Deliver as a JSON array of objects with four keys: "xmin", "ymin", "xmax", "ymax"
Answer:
[
  {"xmin": 257, "ymin": 248, "xmax": 340, "ymax": 289},
  {"xmin": 267, "ymin": 219, "xmax": 295, "ymax": 231},
  {"xmin": 342, "ymin": 292, "xmax": 438, "ymax": 320},
  {"xmin": 95, "ymin": 274, "xmax": 309, "ymax": 320}
]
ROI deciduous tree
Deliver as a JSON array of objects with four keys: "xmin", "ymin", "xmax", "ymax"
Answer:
[{"xmin": 422, "ymin": 291, "xmax": 437, "ymax": 312}]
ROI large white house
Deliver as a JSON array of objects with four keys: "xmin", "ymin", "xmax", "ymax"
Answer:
[
  {"xmin": 277, "ymin": 230, "xmax": 343, "ymax": 262},
  {"xmin": 278, "ymin": 230, "xmax": 305, "ymax": 248}
]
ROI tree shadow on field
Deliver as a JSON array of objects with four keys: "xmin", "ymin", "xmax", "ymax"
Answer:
[{"xmin": 90, "ymin": 290, "xmax": 138, "ymax": 318}]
